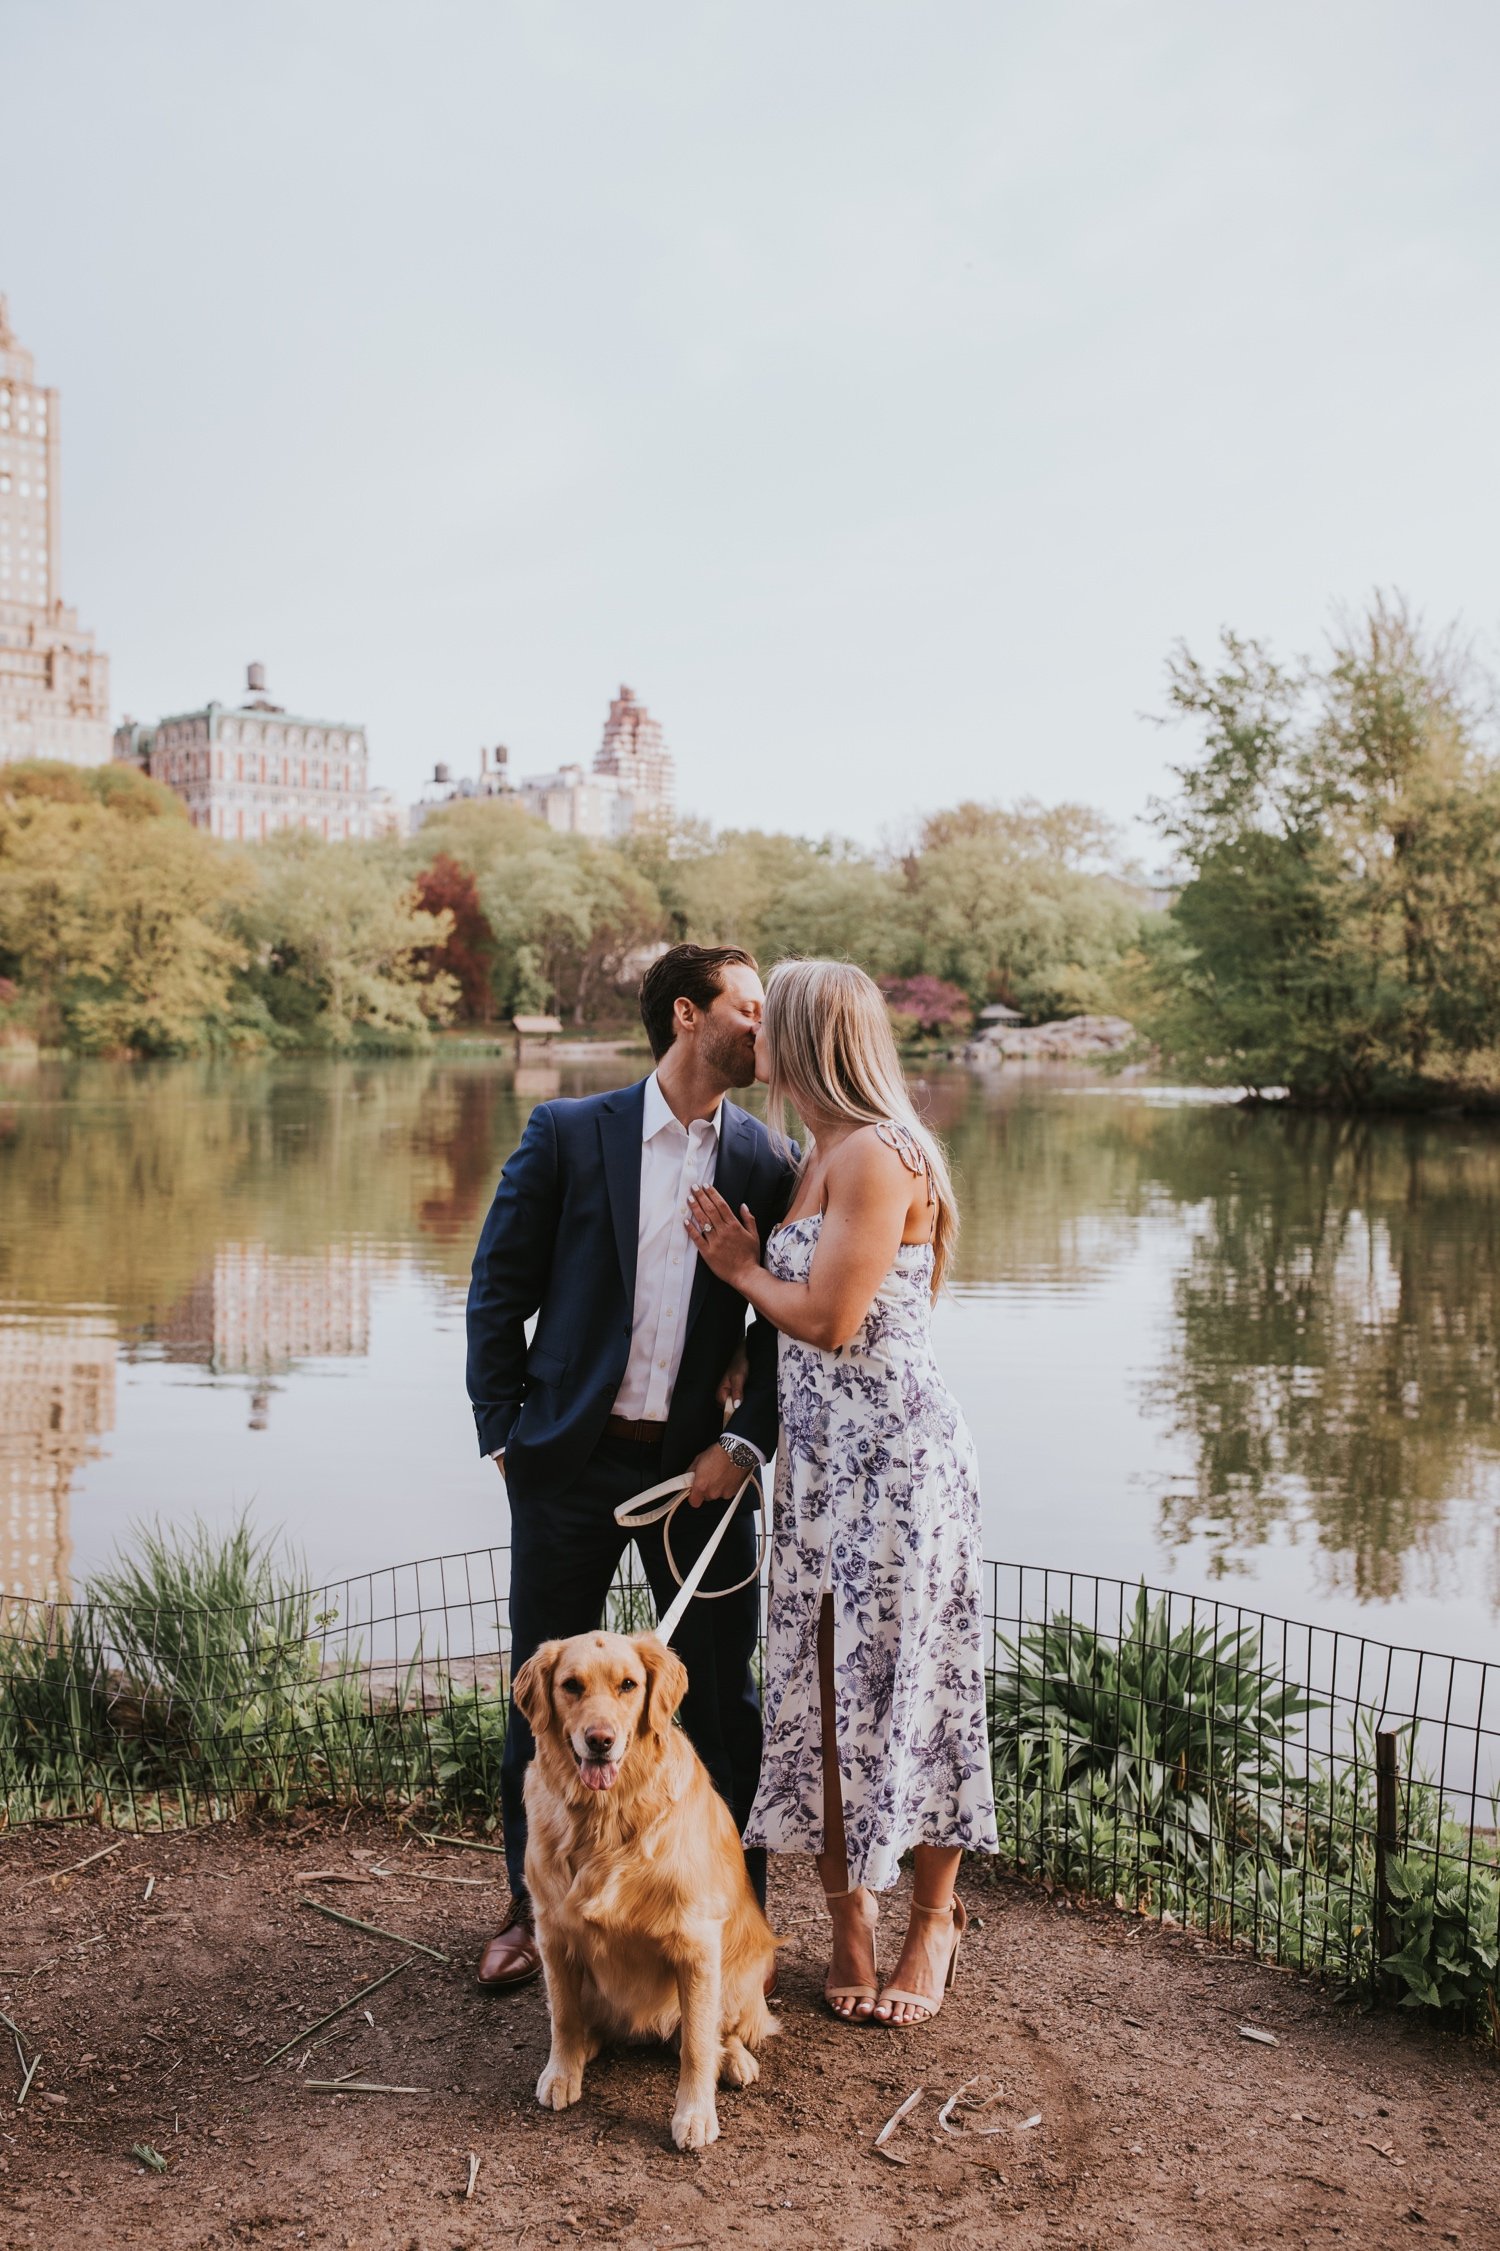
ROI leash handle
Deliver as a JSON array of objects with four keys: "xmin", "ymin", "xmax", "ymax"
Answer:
[{"xmin": 612, "ymin": 1469, "xmax": 764, "ymax": 1644}]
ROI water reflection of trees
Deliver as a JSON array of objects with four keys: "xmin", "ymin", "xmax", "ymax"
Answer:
[
  {"xmin": 928, "ymin": 1073, "xmax": 1500, "ymax": 1609},
  {"xmin": 4, "ymin": 1057, "xmax": 1498, "ymax": 1612},
  {"xmin": 923, "ymin": 1069, "xmax": 1165, "ymax": 1288},
  {"xmin": 0, "ymin": 1056, "xmax": 623, "ymax": 1332},
  {"xmin": 1137, "ymin": 1108, "xmax": 1500, "ymax": 1606}
]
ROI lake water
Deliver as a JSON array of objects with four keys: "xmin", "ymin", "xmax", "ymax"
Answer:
[{"xmin": 3, "ymin": 1053, "xmax": 1498, "ymax": 1663}]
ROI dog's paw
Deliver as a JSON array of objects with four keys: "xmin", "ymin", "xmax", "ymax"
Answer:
[
  {"xmin": 536, "ymin": 2056, "xmax": 585, "ymax": 2110},
  {"xmin": 719, "ymin": 2038, "xmax": 759, "ymax": 2089},
  {"xmin": 671, "ymin": 2098, "xmax": 720, "ymax": 2151}
]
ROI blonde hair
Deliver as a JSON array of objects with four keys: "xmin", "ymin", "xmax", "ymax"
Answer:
[{"xmin": 763, "ymin": 958, "xmax": 959, "ymax": 1297}]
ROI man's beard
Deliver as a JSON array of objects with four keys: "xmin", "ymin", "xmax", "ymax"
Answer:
[{"xmin": 701, "ymin": 1019, "xmax": 758, "ymax": 1088}]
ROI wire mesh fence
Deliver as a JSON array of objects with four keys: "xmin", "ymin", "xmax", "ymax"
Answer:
[{"xmin": 2, "ymin": 1544, "xmax": 1496, "ymax": 2034}]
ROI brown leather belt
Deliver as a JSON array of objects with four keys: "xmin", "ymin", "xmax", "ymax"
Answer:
[{"xmin": 605, "ymin": 1413, "xmax": 669, "ymax": 1445}]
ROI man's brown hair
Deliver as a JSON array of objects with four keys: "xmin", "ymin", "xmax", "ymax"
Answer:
[{"xmin": 638, "ymin": 942, "xmax": 758, "ymax": 1060}]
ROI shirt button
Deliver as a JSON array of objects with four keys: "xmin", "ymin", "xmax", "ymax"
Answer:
[{"xmin": 658, "ymin": 1357, "xmax": 668, "ymax": 1369}]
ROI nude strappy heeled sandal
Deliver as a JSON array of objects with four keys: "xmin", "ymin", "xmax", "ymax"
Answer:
[
  {"xmin": 821, "ymin": 1884, "xmax": 880, "ymax": 2024},
  {"xmin": 874, "ymin": 1894, "xmax": 967, "ymax": 2026}
]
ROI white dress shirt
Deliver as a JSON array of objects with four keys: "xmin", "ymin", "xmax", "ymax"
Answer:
[{"xmin": 613, "ymin": 1071, "xmax": 723, "ymax": 1422}]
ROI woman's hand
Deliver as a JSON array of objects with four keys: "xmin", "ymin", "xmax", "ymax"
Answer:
[{"xmin": 685, "ymin": 1183, "xmax": 761, "ymax": 1290}]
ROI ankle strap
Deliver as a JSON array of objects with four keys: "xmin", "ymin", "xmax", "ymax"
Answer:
[{"xmin": 909, "ymin": 1895, "xmax": 956, "ymax": 1918}]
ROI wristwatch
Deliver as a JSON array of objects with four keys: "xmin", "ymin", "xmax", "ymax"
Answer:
[{"xmin": 717, "ymin": 1434, "xmax": 761, "ymax": 1475}]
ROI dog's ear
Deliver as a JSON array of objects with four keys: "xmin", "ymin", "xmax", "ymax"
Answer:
[
  {"xmin": 635, "ymin": 1634, "xmax": 689, "ymax": 1739},
  {"xmin": 511, "ymin": 1641, "xmax": 563, "ymax": 1736}
]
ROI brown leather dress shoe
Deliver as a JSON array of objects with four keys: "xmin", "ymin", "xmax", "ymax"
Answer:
[{"xmin": 476, "ymin": 1899, "xmax": 542, "ymax": 1989}]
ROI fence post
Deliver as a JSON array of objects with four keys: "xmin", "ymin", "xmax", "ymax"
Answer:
[{"xmin": 1373, "ymin": 1728, "xmax": 1400, "ymax": 1998}]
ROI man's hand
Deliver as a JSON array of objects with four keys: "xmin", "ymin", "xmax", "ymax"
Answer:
[
  {"xmin": 492, "ymin": 1453, "xmax": 506, "ymax": 1479},
  {"xmin": 685, "ymin": 1442, "xmax": 749, "ymax": 1509}
]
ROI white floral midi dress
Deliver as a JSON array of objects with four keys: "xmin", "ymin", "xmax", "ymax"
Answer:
[{"xmin": 743, "ymin": 1208, "xmax": 999, "ymax": 1892}]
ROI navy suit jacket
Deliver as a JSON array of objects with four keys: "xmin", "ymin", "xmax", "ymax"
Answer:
[{"xmin": 466, "ymin": 1079, "xmax": 796, "ymax": 1496}]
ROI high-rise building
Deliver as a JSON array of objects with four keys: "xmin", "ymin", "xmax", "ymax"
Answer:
[
  {"xmin": 114, "ymin": 664, "xmax": 375, "ymax": 841},
  {"xmin": 412, "ymin": 690, "xmax": 677, "ymax": 841},
  {"xmin": 518, "ymin": 761, "xmax": 638, "ymax": 840},
  {"xmin": 513, "ymin": 687, "xmax": 677, "ymax": 838},
  {"xmin": 0, "ymin": 295, "xmax": 111, "ymax": 768},
  {"xmin": 593, "ymin": 684, "xmax": 674, "ymax": 817}
]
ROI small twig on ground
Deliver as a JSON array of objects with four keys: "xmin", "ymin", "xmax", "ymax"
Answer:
[
  {"xmin": 21, "ymin": 1841, "xmax": 123, "ymax": 1889},
  {"xmin": 938, "ymin": 2079, "xmax": 1011, "ymax": 2137},
  {"xmin": 142, "ymin": 1876, "xmax": 155, "ymax": 1903},
  {"xmin": 389, "ymin": 1870, "xmax": 491, "ymax": 1888},
  {"xmin": 260, "ymin": 1956, "xmax": 418, "ymax": 2069},
  {"xmin": 873, "ymin": 2086, "xmax": 924, "ymax": 2151},
  {"xmin": 464, "ymin": 2153, "xmax": 480, "ymax": 2201},
  {"xmin": 301, "ymin": 1871, "xmax": 377, "ymax": 1887},
  {"xmin": 403, "ymin": 1827, "xmax": 508, "ymax": 1858},
  {"xmin": 1, "ymin": 2008, "xmax": 40, "ymax": 2106},
  {"xmin": 298, "ymin": 1898, "xmax": 450, "ymax": 1962},
  {"xmin": 304, "ymin": 2079, "xmax": 430, "ymax": 2095}
]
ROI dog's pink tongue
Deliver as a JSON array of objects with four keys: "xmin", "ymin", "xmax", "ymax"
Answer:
[{"xmin": 580, "ymin": 1760, "xmax": 619, "ymax": 1792}]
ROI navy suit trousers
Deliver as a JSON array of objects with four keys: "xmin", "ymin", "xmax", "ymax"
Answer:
[{"xmin": 501, "ymin": 1432, "xmax": 766, "ymax": 1908}]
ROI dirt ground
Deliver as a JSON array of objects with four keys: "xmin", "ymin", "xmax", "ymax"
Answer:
[{"xmin": 0, "ymin": 1813, "xmax": 1493, "ymax": 2251}]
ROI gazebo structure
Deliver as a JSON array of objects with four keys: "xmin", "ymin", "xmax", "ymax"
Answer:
[{"xmin": 512, "ymin": 1014, "xmax": 563, "ymax": 1061}]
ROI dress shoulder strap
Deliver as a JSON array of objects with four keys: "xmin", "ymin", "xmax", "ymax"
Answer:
[{"xmin": 873, "ymin": 1120, "xmax": 936, "ymax": 1206}]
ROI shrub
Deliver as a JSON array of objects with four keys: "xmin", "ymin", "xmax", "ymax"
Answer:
[{"xmin": 878, "ymin": 974, "xmax": 973, "ymax": 1039}]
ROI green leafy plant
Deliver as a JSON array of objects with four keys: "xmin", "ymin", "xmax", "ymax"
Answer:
[
  {"xmin": 990, "ymin": 1585, "xmax": 1318, "ymax": 1865},
  {"xmin": 1383, "ymin": 1851, "xmax": 1500, "ymax": 2016}
]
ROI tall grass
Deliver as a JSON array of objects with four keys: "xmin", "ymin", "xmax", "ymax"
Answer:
[{"xmin": 0, "ymin": 1513, "xmax": 494, "ymax": 1826}]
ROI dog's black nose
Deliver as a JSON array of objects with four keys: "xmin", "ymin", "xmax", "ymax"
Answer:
[{"xmin": 583, "ymin": 1730, "xmax": 616, "ymax": 1757}]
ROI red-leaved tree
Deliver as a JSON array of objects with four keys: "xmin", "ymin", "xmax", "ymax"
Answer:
[
  {"xmin": 877, "ymin": 974, "xmax": 973, "ymax": 1038},
  {"xmin": 413, "ymin": 853, "xmax": 496, "ymax": 1020}
]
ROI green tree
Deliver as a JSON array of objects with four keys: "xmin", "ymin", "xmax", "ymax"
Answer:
[
  {"xmin": 0, "ymin": 762, "xmax": 245, "ymax": 1053},
  {"xmin": 236, "ymin": 832, "xmax": 458, "ymax": 1048},
  {"xmin": 413, "ymin": 799, "xmax": 663, "ymax": 1021},
  {"xmin": 1145, "ymin": 597, "xmax": 1500, "ymax": 1103},
  {"xmin": 902, "ymin": 801, "xmax": 1145, "ymax": 1017}
]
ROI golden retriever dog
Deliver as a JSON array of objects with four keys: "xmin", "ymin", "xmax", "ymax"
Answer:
[{"xmin": 511, "ymin": 1629, "xmax": 778, "ymax": 2150}]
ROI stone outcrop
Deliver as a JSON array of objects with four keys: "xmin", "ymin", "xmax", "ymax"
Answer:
[{"xmin": 962, "ymin": 1013, "xmax": 1136, "ymax": 1064}]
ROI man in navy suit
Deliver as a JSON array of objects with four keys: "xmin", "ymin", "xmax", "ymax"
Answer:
[{"xmin": 466, "ymin": 943, "xmax": 795, "ymax": 1988}]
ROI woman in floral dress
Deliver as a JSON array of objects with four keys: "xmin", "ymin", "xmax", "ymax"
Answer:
[{"xmin": 685, "ymin": 959, "xmax": 997, "ymax": 2027}]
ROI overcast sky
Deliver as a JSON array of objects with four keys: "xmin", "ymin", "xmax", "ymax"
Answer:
[{"xmin": 4, "ymin": 2, "xmax": 1498, "ymax": 852}]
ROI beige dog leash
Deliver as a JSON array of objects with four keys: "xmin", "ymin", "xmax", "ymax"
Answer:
[{"xmin": 612, "ymin": 1470, "xmax": 765, "ymax": 1645}]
